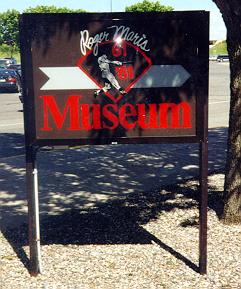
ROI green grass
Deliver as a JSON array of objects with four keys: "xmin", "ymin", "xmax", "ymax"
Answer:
[{"xmin": 209, "ymin": 40, "xmax": 228, "ymax": 55}]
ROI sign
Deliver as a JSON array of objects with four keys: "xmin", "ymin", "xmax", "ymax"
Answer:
[
  {"xmin": 20, "ymin": 12, "xmax": 209, "ymax": 146},
  {"xmin": 20, "ymin": 12, "xmax": 209, "ymax": 276}
]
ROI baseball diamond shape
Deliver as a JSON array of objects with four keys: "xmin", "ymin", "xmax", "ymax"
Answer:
[{"xmin": 77, "ymin": 40, "xmax": 152, "ymax": 103}]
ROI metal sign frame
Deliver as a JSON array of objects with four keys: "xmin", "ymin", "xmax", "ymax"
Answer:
[{"xmin": 19, "ymin": 11, "xmax": 209, "ymax": 276}]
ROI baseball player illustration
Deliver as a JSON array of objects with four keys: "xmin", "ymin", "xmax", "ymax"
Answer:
[{"xmin": 94, "ymin": 54, "xmax": 126, "ymax": 97}]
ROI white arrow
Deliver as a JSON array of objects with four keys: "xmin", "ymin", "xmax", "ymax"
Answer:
[
  {"xmin": 39, "ymin": 65, "xmax": 191, "ymax": 90},
  {"xmin": 39, "ymin": 67, "xmax": 99, "ymax": 90},
  {"xmin": 133, "ymin": 65, "xmax": 191, "ymax": 88}
]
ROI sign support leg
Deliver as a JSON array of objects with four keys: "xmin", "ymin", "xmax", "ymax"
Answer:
[
  {"xmin": 26, "ymin": 146, "xmax": 42, "ymax": 275},
  {"xmin": 199, "ymin": 139, "xmax": 208, "ymax": 274}
]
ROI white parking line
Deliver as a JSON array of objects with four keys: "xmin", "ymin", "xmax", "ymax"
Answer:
[
  {"xmin": 0, "ymin": 122, "xmax": 23, "ymax": 127},
  {"xmin": 209, "ymin": 100, "xmax": 229, "ymax": 105}
]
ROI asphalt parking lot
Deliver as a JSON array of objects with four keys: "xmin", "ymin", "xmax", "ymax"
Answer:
[{"xmin": 208, "ymin": 61, "xmax": 230, "ymax": 127}]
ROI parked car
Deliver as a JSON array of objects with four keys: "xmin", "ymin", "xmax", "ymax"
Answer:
[
  {"xmin": 7, "ymin": 64, "xmax": 21, "ymax": 71},
  {"xmin": 0, "ymin": 57, "xmax": 17, "ymax": 68},
  {"xmin": 209, "ymin": 55, "xmax": 218, "ymax": 61},
  {"xmin": 216, "ymin": 55, "xmax": 229, "ymax": 62},
  {"xmin": 7, "ymin": 64, "xmax": 23, "ymax": 102},
  {"xmin": 4, "ymin": 57, "xmax": 17, "ymax": 64},
  {"xmin": 0, "ymin": 68, "xmax": 21, "ymax": 92},
  {"xmin": 0, "ymin": 59, "xmax": 9, "ymax": 68},
  {"xmin": 7, "ymin": 64, "xmax": 22, "ymax": 82}
]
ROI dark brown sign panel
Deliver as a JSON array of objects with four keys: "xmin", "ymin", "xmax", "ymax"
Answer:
[
  {"xmin": 20, "ymin": 11, "xmax": 209, "ymax": 146},
  {"xmin": 20, "ymin": 12, "xmax": 209, "ymax": 276}
]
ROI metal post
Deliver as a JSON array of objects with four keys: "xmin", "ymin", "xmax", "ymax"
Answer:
[
  {"xmin": 198, "ymin": 31, "xmax": 209, "ymax": 273},
  {"xmin": 199, "ymin": 138, "xmax": 208, "ymax": 274},
  {"xmin": 26, "ymin": 146, "xmax": 42, "ymax": 275}
]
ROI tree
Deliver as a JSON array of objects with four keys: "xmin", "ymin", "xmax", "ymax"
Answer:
[
  {"xmin": 0, "ymin": 6, "xmax": 86, "ymax": 50},
  {"xmin": 0, "ymin": 10, "xmax": 20, "ymax": 48},
  {"xmin": 23, "ymin": 5, "xmax": 85, "ymax": 13},
  {"xmin": 212, "ymin": 0, "xmax": 241, "ymax": 223},
  {"xmin": 125, "ymin": 0, "xmax": 173, "ymax": 12}
]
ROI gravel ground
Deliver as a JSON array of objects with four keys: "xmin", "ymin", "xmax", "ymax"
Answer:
[{"xmin": 0, "ymin": 173, "xmax": 241, "ymax": 289}]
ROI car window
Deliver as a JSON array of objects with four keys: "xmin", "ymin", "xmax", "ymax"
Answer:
[
  {"xmin": 0, "ymin": 59, "xmax": 8, "ymax": 66},
  {"xmin": 218, "ymin": 55, "xmax": 228, "ymax": 58}
]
